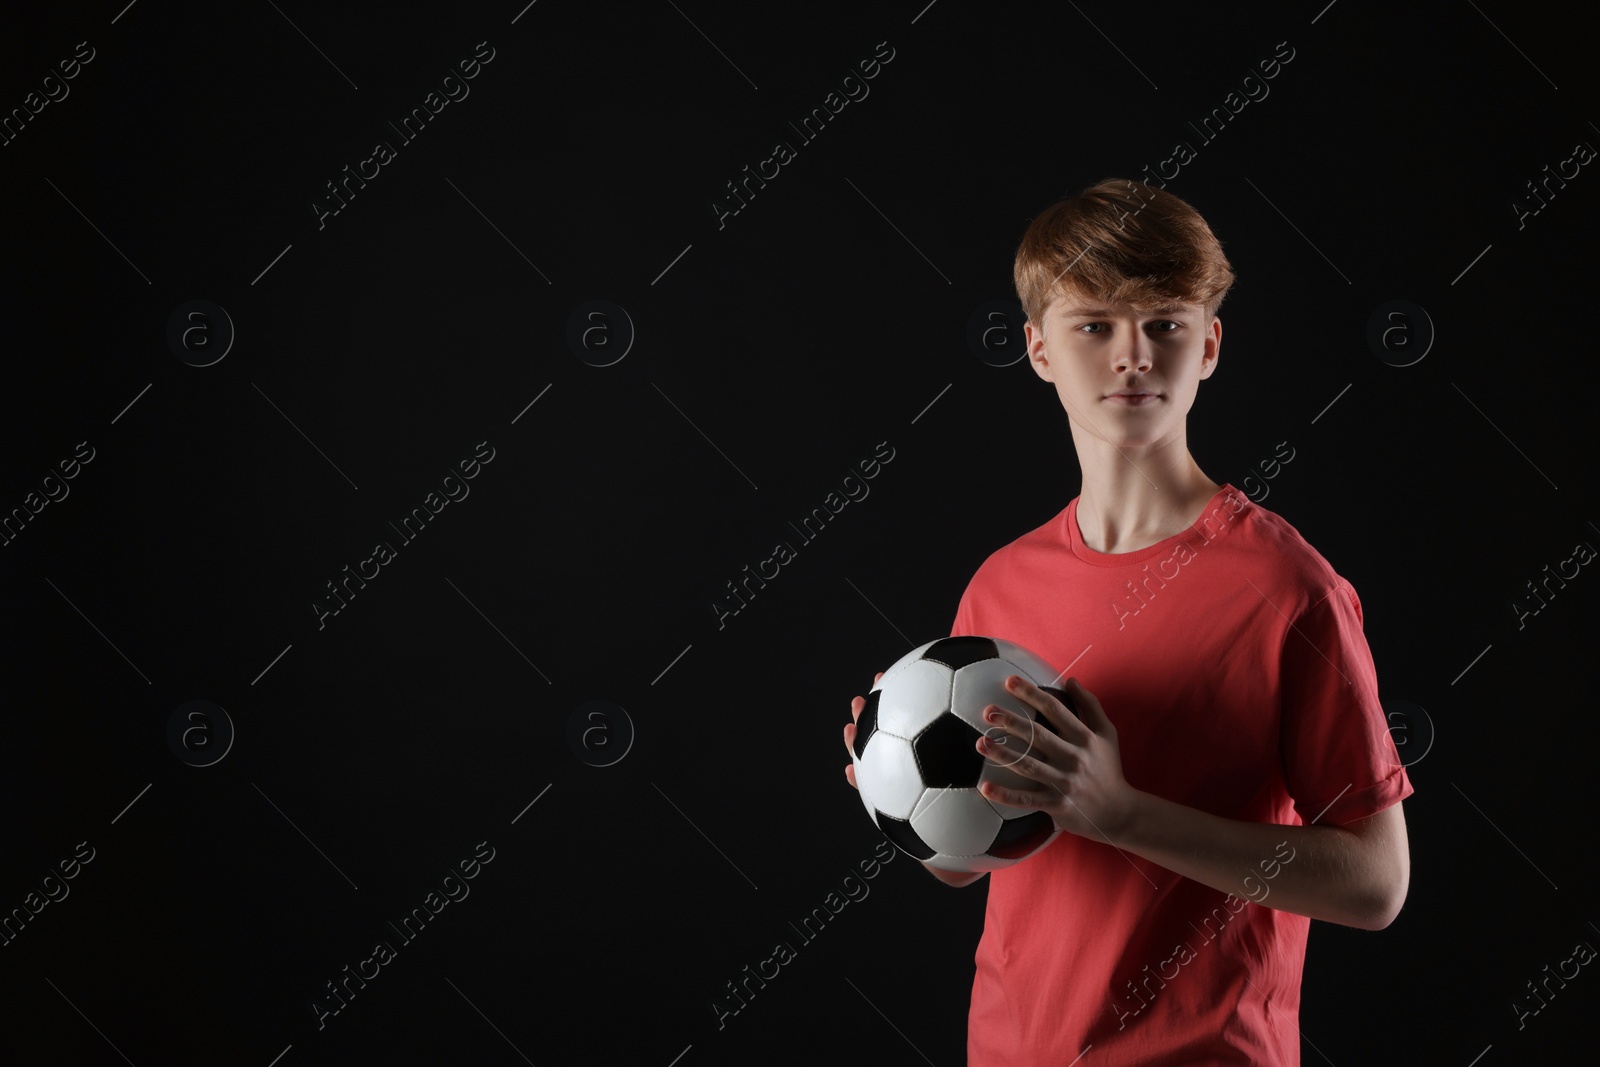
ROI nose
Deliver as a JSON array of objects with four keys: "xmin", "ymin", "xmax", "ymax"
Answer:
[{"xmin": 1113, "ymin": 335, "xmax": 1153, "ymax": 373}]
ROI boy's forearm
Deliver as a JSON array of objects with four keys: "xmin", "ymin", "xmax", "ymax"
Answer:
[{"xmin": 1109, "ymin": 788, "xmax": 1401, "ymax": 930}]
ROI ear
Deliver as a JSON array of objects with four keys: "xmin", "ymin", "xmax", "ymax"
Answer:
[
  {"xmin": 1024, "ymin": 319, "xmax": 1053, "ymax": 382},
  {"xmin": 1199, "ymin": 315, "xmax": 1221, "ymax": 380}
]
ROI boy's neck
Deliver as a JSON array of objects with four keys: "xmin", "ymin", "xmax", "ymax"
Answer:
[{"xmin": 1075, "ymin": 453, "xmax": 1222, "ymax": 555}]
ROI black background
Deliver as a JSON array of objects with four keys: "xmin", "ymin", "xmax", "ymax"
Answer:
[{"xmin": 3, "ymin": 1, "xmax": 1597, "ymax": 1063}]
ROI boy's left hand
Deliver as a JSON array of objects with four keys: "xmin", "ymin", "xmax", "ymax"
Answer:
[{"xmin": 975, "ymin": 675, "xmax": 1139, "ymax": 845}]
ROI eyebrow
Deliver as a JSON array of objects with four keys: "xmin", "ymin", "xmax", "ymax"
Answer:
[{"xmin": 1059, "ymin": 304, "xmax": 1192, "ymax": 319}]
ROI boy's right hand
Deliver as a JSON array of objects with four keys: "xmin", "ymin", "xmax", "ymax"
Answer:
[{"xmin": 843, "ymin": 671, "xmax": 886, "ymax": 791}]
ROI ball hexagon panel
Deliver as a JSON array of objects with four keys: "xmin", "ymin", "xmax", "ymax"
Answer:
[
  {"xmin": 911, "ymin": 786, "xmax": 1002, "ymax": 858},
  {"xmin": 879, "ymin": 639, "xmax": 939, "ymax": 685},
  {"xmin": 856, "ymin": 731, "xmax": 923, "ymax": 822},
  {"xmin": 949, "ymin": 655, "xmax": 1041, "ymax": 735},
  {"xmin": 936, "ymin": 841, "xmax": 1050, "ymax": 874},
  {"xmin": 998, "ymin": 644, "xmax": 1062, "ymax": 690},
  {"xmin": 873, "ymin": 658, "xmax": 955, "ymax": 739}
]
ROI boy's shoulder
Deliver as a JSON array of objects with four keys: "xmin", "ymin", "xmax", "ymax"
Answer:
[
  {"xmin": 1226, "ymin": 491, "xmax": 1347, "ymax": 587},
  {"xmin": 1209, "ymin": 490, "xmax": 1363, "ymax": 623}
]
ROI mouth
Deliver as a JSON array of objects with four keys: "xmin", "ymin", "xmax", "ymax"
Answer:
[{"xmin": 1104, "ymin": 392, "xmax": 1159, "ymax": 405}]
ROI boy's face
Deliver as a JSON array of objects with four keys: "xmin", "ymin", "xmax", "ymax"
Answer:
[{"xmin": 1022, "ymin": 295, "xmax": 1220, "ymax": 454}]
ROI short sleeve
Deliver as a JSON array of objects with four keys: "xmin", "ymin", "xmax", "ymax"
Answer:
[
  {"xmin": 1278, "ymin": 577, "xmax": 1414, "ymax": 826},
  {"xmin": 950, "ymin": 574, "xmax": 982, "ymax": 638}
]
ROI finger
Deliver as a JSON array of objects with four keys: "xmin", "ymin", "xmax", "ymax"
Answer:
[
  {"xmin": 1064, "ymin": 677, "xmax": 1114, "ymax": 735},
  {"xmin": 845, "ymin": 763, "xmax": 858, "ymax": 790},
  {"xmin": 979, "ymin": 706, "xmax": 1037, "ymax": 762},
  {"xmin": 979, "ymin": 728, "xmax": 1059, "ymax": 778},
  {"xmin": 851, "ymin": 694, "xmax": 864, "ymax": 723},
  {"xmin": 1005, "ymin": 675, "xmax": 1091, "ymax": 747},
  {"xmin": 972, "ymin": 710, "xmax": 1062, "ymax": 767},
  {"xmin": 978, "ymin": 778, "xmax": 1040, "ymax": 809}
]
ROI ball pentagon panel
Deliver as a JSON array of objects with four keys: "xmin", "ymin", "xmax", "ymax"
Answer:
[{"xmin": 912, "ymin": 711, "xmax": 986, "ymax": 789}]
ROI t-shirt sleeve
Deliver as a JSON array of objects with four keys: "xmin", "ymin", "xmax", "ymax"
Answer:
[
  {"xmin": 950, "ymin": 577, "xmax": 978, "ymax": 638},
  {"xmin": 1278, "ymin": 577, "xmax": 1414, "ymax": 826}
]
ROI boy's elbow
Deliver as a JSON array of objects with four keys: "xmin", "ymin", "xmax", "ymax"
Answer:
[
  {"xmin": 1370, "ymin": 869, "xmax": 1410, "ymax": 930},
  {"xmin": 1346, "ymin": 802, "xmax": 1410, "ymax": 930},
  {"xmin": 1356, "ymin": 891, "xmax": 1401, "ymax": 930},
  {"xmin": 1357, "ymin": 856, "xmax": 1410, "ymax": 930}
]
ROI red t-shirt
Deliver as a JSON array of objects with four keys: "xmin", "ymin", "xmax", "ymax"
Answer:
[{"xmin": 949, "ymin": 483, "xmax": 1414, "ymax": 1066}]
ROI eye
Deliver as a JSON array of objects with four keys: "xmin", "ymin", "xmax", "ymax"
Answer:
[{"xmin": 1076, "ymin": 320, "xmax": 1182, "ymax": 334}]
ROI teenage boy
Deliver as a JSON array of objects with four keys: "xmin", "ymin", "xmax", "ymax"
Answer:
[{"xmin": 843, "ymin": 178, "xmax": 1412, "ymax": 1065}]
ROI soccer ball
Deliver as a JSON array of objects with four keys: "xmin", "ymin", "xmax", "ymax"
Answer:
[{"xmin": 850, "ymin": 635, "xmax": 1077, "ymax": 872}]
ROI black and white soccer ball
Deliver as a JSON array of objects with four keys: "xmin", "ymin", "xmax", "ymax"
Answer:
[{"xmin": 850, "ymin": 636, "xmax": 1077, "ymax": 872}]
